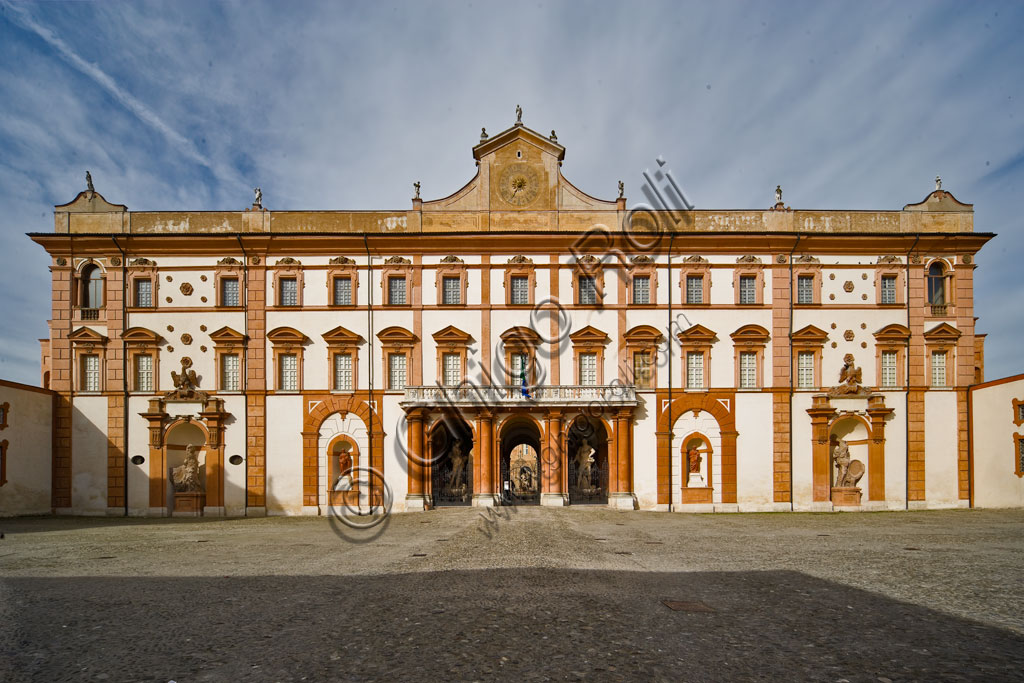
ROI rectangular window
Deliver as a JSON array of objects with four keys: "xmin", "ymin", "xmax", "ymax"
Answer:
[
  {"xmin": 442, "ymin": 276, "xmax": 461, "ymax": 305},
  {"xmin": 739, "ymin": 351, "xmax": 757, "ymax": 389},
  {"xmin": 510, "ymin": 276, "xmax": 529, "ymax": 305},
  {"xmin": 633, "ymin": 352, "xmax": 652, "ymax": 389},
  {"xmin": 334, "ymin": 353, "xmax": 353, "ymax": 391},
  {"xmin": 134, "ymin": 354, "xmax": 153, "ymax": 392},
  {"xmin": 221, "ymin": 277, "xmax": 240, "ymax": 307},
  {"xmin": 1019, "ymin": 404, "xmax": 1024, "ymax": 423},
  {"xmin": 797, "ymin": 351, "xmax": 815, "ymax": 389},
  {"xmin": 279, "ymin": 353, "xmax": 298, "ymax": 391},
  {"xmin": 388, "ymin": 276, "xmax": 407, "ymax": 305},
  {"xmin": 388, "ymin": 353, "xmax": 407, "ymax": 390},
  {"xmin": 221, "ymin": 353, "xmax": 240, "ymax": 391},
  {"xmin": 579, "ymin": 352, "xmax": 597, "ymax": 386},
  {"xmin": 279, "ymin": 277, "xmax": 298, "ymax": 307},
  {"xmin": 686, "ymin": 275, "xmax": 703, "ymax": 304},
  {"xmin": 686, "ymin": 351, "xmax": 704, "ymax": 389},
  {"xmin": 739, "ymin": 275, "xmax": 756, "ymax": 305},
  {"xmin": 931, "ymin": 351, "xmax": 947, "ymax": 388},
  {"xmin": 1019, "ymin": 437, "xmax": 1024, "ymax": 475},
  {"xmin": 510, "ymin": 352, "xmax": 529, "ymax": 383},
  {"xmin": 633, "ymin": 275, "xmax": 650, "ymax": 305},
  {"xmin": 881, "ymin": 275, "xmax": 897, "ymax": 305},
  {"xmin": 442, "ymin": 353, "xmax": 461, "ymax": 386},
  {"xmin": 332, "ymin": 277, "xmax": 352, "ymax": 306},
  {"xmin": 797, "ymin": 275, "xmax": 814, "ymax": 304},
  {"xmin": 133, "ymin": 279, "xmax": 152, "ymax": 308},
  {"xmin": 82, "ymin": 354, "xmax": 100, "ymax": 392},
  {"xmin": 881, "ymin": 350, "xmax": 898, "ymax": 388},
  {"xmin": 578, "ymin": 276, "xmax": 597, "ymax": 305}
]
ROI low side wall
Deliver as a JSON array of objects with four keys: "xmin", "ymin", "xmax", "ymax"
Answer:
[
  {"xmin": 0, "ymin": 379, "xmax": 55, "ymax": 516},
  {"xmin": 971, "ymin": 373, "xmax": 1024, "ymax": 508}
]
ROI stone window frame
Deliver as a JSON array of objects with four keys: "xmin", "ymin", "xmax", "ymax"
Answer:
[
  {"xmin": 435, "ymin": 255, "xmax": 469, "ymax": 307},
  {"xmin": 0, "ymin": 438, "xmax": 7, "ymax": 487},
  {"xmin": 924, "ymin": 258, "xmax": 956, "ymax": 317},
  {"xmin": 626, "ymin": 255, "xmax": 658, "ymax": 307},
  {"xmin": 571, "ymin": 255, "xmax": 605, "ymax": 307},
  {"xmin": 679, "ymin": 255, "xmax": 711, "ymax": 306},
  {"xmin": 123, "ymin": 326, "xmax": 162, "ymax": 394},
  {"xmin": 923, "ymin": 322, "xmax": 961, "ymax": 390},
  {"xmin": 873, "ymin": 324, "xmax": 910, "ymax": 389},
  {"xmin": 326, "ymin": 256, "xmax": 359, "ymax": 308},
  {"xmin": 73, "ymin": 259, "xmax": 108, "ymax": 322},
  {"xmin": 432, "ymin": 325, "xmax": 473, "ymax": 387},
  {"xmin": 267, "ymin": 326, "xmax": 309, "ymax": 393},
  {"xmin": 792, "ymin": 256, "xmax": 822, "ymax": 306},
  {"xmin": 380, "ymin": 256, "xmax": 412, "ymax": 308},
  {"xmin": 68, "ymin": 327, "xmax": 108, "ymax": 394},
  {"xmin": 1015, "ymin": 433, "xmax": 1024, "ymax": 479},
  {"xmin": 0, "ymin": 401, "xmax": 8, "ymax": 431},
  {"xmin": 323, "ymin": 325, "xmax": 364, "ymax": 393},
  {"xmin": 733, "ymin": 256, "xmax": 765, "ymax": 306},
  {"xmin": 875, "ymin": 257, "xmax": 905, "ymax": 306},
  {"xmin": 569, "ymin": 326, "xmax": 610, "ymax": 385},
  {"xmin": 1012, "ymin": 398, "xmax": 1024, "ymax": 428},
  {"xmin": 730, "ymin": 324, "xmax": 770, "ymax": 390},
  {"xmin": 676, "ymin": 324, "xmax": 716, "ymax": 390},
  {"xmin": 499, "ymin": 326, "xmax": 542, "ymax": 385},
  {"xmin": 377, "ymin": 326, "xmax": 417, "ymax": 392},
  {"xmin": 210, "ymin": 326, "xmax": 247, "ymax": 393},
  {"xmin": 504, "ymin": 255, "xmax": 536, "ymax": 307},
  {"xmin": 271, "ymin": 258, "xmax": 304, "ymax": 309},
  {"xmin": 791, "ymin": 324, "xmax": 829, "ymax": 391},
  {"xmin": 126, "ymin": 258, "xmax": 158, "ymax": 310},
  {"xmin": 215, "ymin": 257, "xmax": 245, "ymax": 309},
  {"xmin": 623, "ymin": 325, "xmax": 663, "ymax": 389}
]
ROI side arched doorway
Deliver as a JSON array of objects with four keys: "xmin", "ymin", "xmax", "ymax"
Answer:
[
  {"xmin": 429, "ymin": 414, "xmax": 474, "ymax": 507},
  {"xmin": 567, "ymin": 416, "xmax": 609, "ymax": 504},
  {"xmin": 498, "ymin": 416, "xmax": 542, "ymax": 504},
  {"xmin": 164, "ymin": 421, "xmax": 209, "ymax": 514}
]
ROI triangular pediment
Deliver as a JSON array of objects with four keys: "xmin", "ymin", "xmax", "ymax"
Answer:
[
  {"xmin": 873, "ymin": 324, "xmax": 911, "ymax": 343},
  {"xmin": 432, "ymin": 325, "xmax": 473, "ymax": 344},
  {"xmin": 122, "ymin": 326, "xmax": 162, "ymax": 344},
  {"xmin": 376, "ymin": 326, "xmax": 417, "ymax": 344},
  {"xmin": 569, "ymin": 325, "xmax": 610, "ymax": 345},
  {"xmin": 209, "ymin": 326, "xmax": 247, "ymax": 344},
  {"xmin": 792, "ymin": 325, "xmax": 830, "ymax": 343},
  {"xmin": 472, "ymin": 123, "xmax": 565, "ymax": 162},
  {"xmin": 267, "ymin": 327, "xmax": 309, "ymax": 344},
  {"xmin": 677, "ymin": 324, "xmax": 717, "ymax": 343},
  {"xmin": 624, "ymin": 325, "xmax": 664, "ymax": 344},
  {"xmin": 68, "ymin": 327, "xmax": 107, "ymax": 344},
  {"xmin": 499, "ymin": 326, "xmax": 541, "ymax": 346},
  {"xmin": 323, "ymin": 326, "xmax": 364, "ymax": 346},
  {"xmin": 923, "ymin": 322, "xmax": 961, "ymax": 342},
  {"xmin": 730, "ymin": 324, "xmax": 770, "ymax": 343}
]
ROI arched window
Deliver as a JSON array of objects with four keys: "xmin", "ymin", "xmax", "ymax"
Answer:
[
  {"xmin": 81, "ymin": 265, "xmax": 103, "ymax": 309},
  {"xmin": 927, "ymin": 262, "xmax": 946, "ymax": 307}
]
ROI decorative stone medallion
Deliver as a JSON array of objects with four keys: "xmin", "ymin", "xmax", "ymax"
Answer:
[
  {"xmin": 843, "ymin": 281, "xmax": 854, "ymax": 292},
  {"xmin": 180, "ymin": 283, "xmax": 193, "ymax": 296}
]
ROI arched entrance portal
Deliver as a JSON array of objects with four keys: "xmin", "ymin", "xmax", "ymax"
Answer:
[
  {"xmin": 165, "ymin": 421, "xmax": 208, "ymax": 514},
  {"xmin": 499, "ymin": 416, "xmax": 542, "ymax": 504},
  {"xmin": 567, "ymin": 416, "xmax": 609, "ymax": 504},
  {"xmin": 429, "ymin": 414, "xmax": 474, "ymax": 506}
]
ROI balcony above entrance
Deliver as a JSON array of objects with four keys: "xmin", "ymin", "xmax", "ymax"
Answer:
[{"xmin": 401, "ymin": 385, "xmax": 638, "ymax": 409}]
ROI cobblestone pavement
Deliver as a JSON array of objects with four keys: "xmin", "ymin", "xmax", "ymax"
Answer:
[{"xmin": 2, "ymin": 508, "xmax": 1023, "ymax": 682}]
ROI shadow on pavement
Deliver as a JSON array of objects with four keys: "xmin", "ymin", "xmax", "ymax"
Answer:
[{"xmin": 3, "ymin": 569, "xmax": 1021, "ymax": 682}]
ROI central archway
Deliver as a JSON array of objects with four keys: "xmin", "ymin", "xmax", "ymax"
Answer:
[
  {"xmin": 566, "ymin": 416, "xmax": 609, "ymax": 504},
  {"xmin": 429, "ymin": 414, "xmax": 474, "ymax": 507},
  {"xmin": 498, "ymin": 416, "xmax": 542, "ymax": 504}
]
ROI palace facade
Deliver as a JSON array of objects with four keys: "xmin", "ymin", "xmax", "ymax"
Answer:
[{"xmin": 7, "ymin": 117, "xmax": 1024, "ymax": 517}]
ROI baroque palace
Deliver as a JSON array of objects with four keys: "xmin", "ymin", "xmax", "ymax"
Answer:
[{"xmin": 3, "ymin": 114, "xmax": 1024, "ymax": 517}]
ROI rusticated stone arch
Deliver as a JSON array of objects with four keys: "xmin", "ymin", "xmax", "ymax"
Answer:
[
  {"xmin": 656, "ymin": 391, "xmax": 737, "ymax": 505},
  {"xmin": 301, "ymin": 394, "xmax": 385, "ymax": 509}
]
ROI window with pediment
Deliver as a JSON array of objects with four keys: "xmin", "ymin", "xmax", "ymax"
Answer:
[
  {"xmin": 677, "ymin": 324, "xmax": 716, "ymax": 389},
  {"xmin": 623, "ymin": 325, "xmax": 663, "ymax": 389},
  {"xmin": 267, "ymin": 327, "xmax": 309, "ymax": 392},
  {"xmin": 435, "ymin": 255, "xmax": 468, "ymax": 307},
  {"xmin": 791, "ymin": 324, "xmax": 829, "ymax": 390},
  {"xmin": 323, "ymin": 325, "xmax": 364, "ymax": 392},
  {"xmin": 569, "ymin": 326, "xmax": 610, "ymax": 385},
  {"xmin": 504, "ymin": 255, "xmax": 536, "ymax": 306},
  {"xmin": 210, "ymin": 326, "xmax": 247, "ymax": 392},
  {"xmin": 730, "ymin": 325, "xmax": 769, "ymax": 389},
  {"xmin": 327, "ymin": 256, "xmax": 359, "ymax": 308},
  {"xmin": 432, "ymin": 325, "xmax": 473, "ymax": 386}
]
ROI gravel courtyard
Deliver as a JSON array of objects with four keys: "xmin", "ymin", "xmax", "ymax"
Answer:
[{"xmin": 2, "ymin": 507, "xmax": 1023, "ymax": 682}]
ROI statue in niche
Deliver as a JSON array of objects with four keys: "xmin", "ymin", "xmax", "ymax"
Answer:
[
  {"xmin": 687, "ymin": 446, "xmax": 702, "ymax": 474},
  {"xmin": 832, "ymin": 439, "xmax": 865, "ymax": 488},
  {"xmin": 172, "ymin": 444, "xmax": 203, "ymax": 493},
  {"xmin": 447, "ymin": 441, "xmax": 468, "ymax": 498},
  {"xmin": 334, "ymin": 446, "xmax": 354, "ymax": 492},
  {"xmin": 167, "ymin": 357, "xmax": 208, "ymax": 401},
  {"xmin": 829, "ymin": 354, "xmax": 867, "ymax": 397},
  {"xmin": 574, "ymin": 438, "xmax": 596, "ymax": 492}
]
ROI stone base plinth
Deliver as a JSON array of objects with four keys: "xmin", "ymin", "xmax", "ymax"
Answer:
[
  {"xmin": 540, "ymin": 493, "xmax": 568, "ymax": 507},
  {"xmin": 608, "ymin": 492, "xmax": 636, "ymax": 510},
  {"xmin": 681, "ymin": 486, "xmax": 713, "ymax": 505},
  {"xmin": 204, "ymin": 506, "xmax": 226, "ymax": 517},
  {"xmin": 687, "ymin": 473, "xmax": 705, "ymax": 487},
  {"xmin": 673, "ymin": 503, "xmax": 715, "ymax": 513},
  {"xmin": 405, "ymin": 494, "xmax": 427, "ymax": 512},
  {"xmin": 831, "ymin": 487, "xmax": 862, "ymax": 507},
  {"xmin": 472, "ymin": 493, "xmax": 497, "ymax": 508},
  {"xmin": 172, "ymin": 491, "xmax": 206, "ymax": 517}
]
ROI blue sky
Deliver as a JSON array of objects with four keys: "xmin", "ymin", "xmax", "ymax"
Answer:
[{"xmin": 0, "ymin": 1, "xmax": 1021, "ymax": 385}]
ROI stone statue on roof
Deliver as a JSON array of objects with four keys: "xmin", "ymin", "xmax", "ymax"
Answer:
[
  {"xmin": 86, "ymin": 171, "xmax": 94, "ymax": 193},
  {"xmin": 254, "ymin": 187, "xmax": 262, "ymax": 207},
  {"xmin": 775, "ymin": 185, "xmax": 783, "ymax": 204},
  {"xmin": 515, "ymin": 104, "xmax": 522, "ymax": 124}
]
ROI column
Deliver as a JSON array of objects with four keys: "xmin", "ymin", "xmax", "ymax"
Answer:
[
  {"xmin": 473, "ymin": 411, "xmax": 495, "ymax": 507},
  {"xmin": 806, "ymin": 395, "xmax": 836, "ymax": 507},
  {"xmin": 609, "ymin": 409, "xmax": 635, "ymax": 509},
  {"xmin": 866, "ymin": 395, "xmax": 894, "ymax": 503},
  {"xmin": 406, "ymin": 411, "xmax": 426, "ymax": 511},
  {"xmin": 541, "ymin": 410, "xmax": 566, "ymax": 506}
]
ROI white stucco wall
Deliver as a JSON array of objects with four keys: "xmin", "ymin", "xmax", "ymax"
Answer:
[
  {"xmin": 971, "ymin": 376, "xmax": 1024, "ymax": 508},
  {"xmin": 924, "ymin": 390, "xmax": 960, "ymax": 508},
  {"xmin": 265, "ymin": 394, "xmax": 303, "ymax": 514},
  {"xmin": 735, "ymin": 392, "xmax": 774, "ymax": 510},
  {"xmin": 631, "ymin": 392, "xmax": 658, "ymax": 509},
  {"xmin": 0, "ymin": 382, "xmax": 53, "ymax": 516},
  {"xmin": 70, "ymin": 395, "xmax": 109, "ymax": 514}
]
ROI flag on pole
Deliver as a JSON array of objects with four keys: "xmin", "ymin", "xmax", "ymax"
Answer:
[{"xmin": 520, "ymin": 368, "xmax": 531, "ymax": 399}]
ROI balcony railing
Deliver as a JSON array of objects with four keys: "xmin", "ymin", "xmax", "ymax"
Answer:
[
  {"xmin": 929, "ymin": 303, "xmax": 948, "ymax": 316},
  {"xmin": 80, "ymin": 308, "xmax": 100, "ymax": 320},
  {"xmin": 401, "ymin": 384, "xmax": 638, "ymax": 408}
]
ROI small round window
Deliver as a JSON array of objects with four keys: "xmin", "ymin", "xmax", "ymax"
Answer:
[
  {"xmin": 130, "ymin": 455, "xmax": 145, "ymax": 466},
  {"xmin": 229, "ymin": 454, "xmax": 244, "ymax": 466}
]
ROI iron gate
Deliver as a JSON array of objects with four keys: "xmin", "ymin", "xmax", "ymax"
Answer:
[
  {"xmin": 567, "ymin": 450, "xmax": 608, "ymax": 505},
  {"xmin": 432, "ymin": 441, "xmax": 472, "ymax": 506},
  {"xmin": 500, "ymin": 445, "xmax": 540, "ymax": 505}
]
